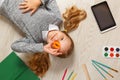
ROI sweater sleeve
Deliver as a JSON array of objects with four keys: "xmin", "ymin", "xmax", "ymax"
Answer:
[
  {"xmin": 41, "ymin": 0, "xmax": 48, "ymax": 5},
  {"xmin": 11, "ymin": 37, "xmax": 44, "ymax": 53},
  {"xmin": 45, "ymin": 0, "xmax": 63, "ymax": 26},
  {"xmin": 46, "ymin": 0, "xmax": 62, "ymax": 20}
]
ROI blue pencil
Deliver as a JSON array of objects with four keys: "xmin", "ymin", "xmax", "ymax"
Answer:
[
  {"xmin": 92, "ymin": 63, "xmax": 108, "ymax": 80},
  {"xmin": 92, "ymin": 60, "xmax": 118, "ymax": 72},
  {"xmin": 93, "ymin": 62, "xmax": 114, "ymax": 78}
]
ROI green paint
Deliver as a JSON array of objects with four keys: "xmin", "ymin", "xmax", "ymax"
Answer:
[{"xmin": 104, "ymin": 53, "xmax": 108, "ymax": 57}]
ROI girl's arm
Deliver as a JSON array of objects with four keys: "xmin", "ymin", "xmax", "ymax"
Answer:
[{"xmin": 11, "ymin": 37, "xmax": 44, "ymax": 53}]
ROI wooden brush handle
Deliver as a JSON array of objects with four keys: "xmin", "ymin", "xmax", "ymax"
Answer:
[{"xmin": 82, "ymin": 64, "xmax": 91, "ymax": 80}]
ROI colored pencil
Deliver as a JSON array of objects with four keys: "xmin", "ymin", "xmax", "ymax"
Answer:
[
  {"xmin": 93, "ymin": 62, "xmax": 114, "ymax": 78},
  {"xmin": 62, "ymin": 68, "xmax": 68, "ymax": 80},
  {"xmin": 92, "ymin": 63, "xmax": 108, "ymax": 80},
  {"xmin": 70, "ymin": 73, "xmax": 77, "ymax": 80},
  {"xmin": 92, "ymin": 60, "xmax": 118, "ymax": 72},
  {"xmin": 67, "ymin": 71, "xmax": 74, "ymax": 80}
]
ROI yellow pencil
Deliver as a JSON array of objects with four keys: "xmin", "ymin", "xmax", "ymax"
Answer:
[{"xmin": 70, "ymin": 73, "xmax": 77, "ymax": 80}]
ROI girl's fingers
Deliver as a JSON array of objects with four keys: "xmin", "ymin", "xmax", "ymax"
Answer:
[
  {"xmin": 51, "ymin": 49, "xmax": 59, "ymax": 55},
  {"xmin": 30, "ymin": 8, "xmax": 37, "ymax": 16},
  {"xmin": 24, "ymin": 0, "xmax": 31, "ymax": 2},
  {"xmin": 24, "ymin": 0, "xmax": 28, "ymax": 2},
  {"xmin": 47, "ymin": 41, "xmax": 54, "ymax": 47},
  {"xmin": 19, "ymin": 5, "xmax": 28, "ymax": 9},
  {"xmin": 19, "ymin": 2, "xmax": 27, "ymax": 6},
  {"xmin": 22, "ymin": 8, "xmax": 31, "ymax": 13},
  {"xmin": 52, "ymin": 49, "xmax": 58, "ymax": 52}
]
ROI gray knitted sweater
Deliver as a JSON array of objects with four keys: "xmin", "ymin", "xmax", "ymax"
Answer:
[{"xmin": 0, "ymin": 0, "xmax": 62, "ymax": 53}]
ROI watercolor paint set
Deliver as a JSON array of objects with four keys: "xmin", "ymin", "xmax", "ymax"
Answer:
[{"xmin": 103, "ymin": 46, "xmax": 120, "ymax": 58}]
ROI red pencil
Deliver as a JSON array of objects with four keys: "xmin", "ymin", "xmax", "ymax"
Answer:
[{"xmin": 62, "ymin": 68, "xmax": 68, "ymax": 80}]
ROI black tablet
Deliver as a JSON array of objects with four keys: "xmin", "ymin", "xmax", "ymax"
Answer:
[{"xmin": 91, "ymin": 1, "xmax": 116, "ymax": 33}]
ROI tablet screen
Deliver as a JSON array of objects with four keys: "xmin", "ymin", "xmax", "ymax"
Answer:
[{"xmin": 91, "ymin": 1, "xmax": 116, "ymax": 32}]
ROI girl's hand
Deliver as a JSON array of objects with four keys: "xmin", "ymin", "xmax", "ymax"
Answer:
[
  {"xmin": 19, "ymin": 0, "xmax": 42, "ymax": 16},
  {"xmin": 44, "ymin": 42, "xmax": 60, "ymax": 56}
]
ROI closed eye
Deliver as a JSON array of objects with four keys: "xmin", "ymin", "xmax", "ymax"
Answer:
[{"xmin": 61, "ymin": 38, "xmax": 64, "ymax": 40}]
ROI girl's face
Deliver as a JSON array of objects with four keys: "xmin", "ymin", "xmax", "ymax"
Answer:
[{"xmin": 47, "ymin": 30, "xmax": 71, "ymax": 55}]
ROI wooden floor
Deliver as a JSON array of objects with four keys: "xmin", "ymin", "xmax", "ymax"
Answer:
[{"xmin": 0, "ymin": 0, "xmax": 120, "ymax": 80}]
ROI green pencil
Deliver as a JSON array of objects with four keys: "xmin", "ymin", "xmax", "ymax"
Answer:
[
  {"xmin": 92, "ymin": 60, "xmax": 118, "ymax": 72},
  {"xmin": 92, "ymin": 63, "xmax": 108, "ymax": 80},
  {"xmin": 67, "ymin": 71, "xmax": 74, "ymax": 80},
  {"xmin": 93, "ymin": 61, "xmax": 114, "ymax": 78}
]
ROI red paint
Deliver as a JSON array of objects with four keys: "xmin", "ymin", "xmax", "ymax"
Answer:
[
  {"xmin": 110, "ymin": 53, "xmax": 114, "ymax": 57},
  {"xmin": 116, "ymin": 54, "xmax": 119, "ymax": 57},
  {"xmin": 110, "ymin": 47, "xmax": 114, "ymax": 51}
]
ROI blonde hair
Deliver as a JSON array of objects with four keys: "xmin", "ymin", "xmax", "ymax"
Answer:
[
  {"xmin": 28, "ymin": 5, "xmax": 86, "ymax": 77},
  {"xmin": 63, "ymin": 6, "xmax": 87, "ymax": 32},
  {"xmin": 28, "ymin": 52, "xmax": 50, "ymax": 77},
  {"xmin": 58, "ymin": 5, "xmax": 86, "ymax": 57}
]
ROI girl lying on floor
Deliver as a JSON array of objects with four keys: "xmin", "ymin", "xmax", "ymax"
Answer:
[{"xmin": 0, "ymin": 0, "xmax": 86, "ymax": 77}]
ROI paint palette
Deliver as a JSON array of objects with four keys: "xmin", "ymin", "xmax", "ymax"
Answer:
[{"xmin": 103, "ymin": 46, "xmax": 120, "ymax": 58}]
